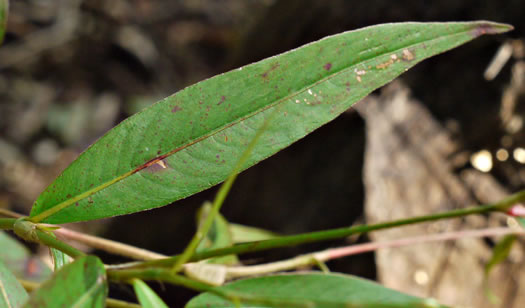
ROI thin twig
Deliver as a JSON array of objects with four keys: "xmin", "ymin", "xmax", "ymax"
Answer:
[
  {"xmin": 225, "ymin": 227, "xmax": 524, "ymax": 279},
  {"xmin": 0, "ymin": 208, "xmax": 24, "ymax": 218},
  {"xmin": 54, "ymin": 227, "xmax": 167, "ymax": 261},
  {"xmin": 2, "ymin": 212, "xmax": 166, "ymax": 261},
  {"xmin": 114, "ymin": 189, "xmax": 525, "ymax": 270}
]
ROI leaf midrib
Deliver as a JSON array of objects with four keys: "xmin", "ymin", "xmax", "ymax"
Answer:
[
  {"xmin": 0, "ymin": 277, "xmax": 13, "ymax": 308},
  {"xmin": 30, "ymin": 26, "xmax": 471, "ymax": 223}
]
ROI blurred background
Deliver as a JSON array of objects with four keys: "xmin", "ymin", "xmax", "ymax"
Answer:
[{"xmin": 1, "ymin": 1, "xmax": 525, "ymax": 307}]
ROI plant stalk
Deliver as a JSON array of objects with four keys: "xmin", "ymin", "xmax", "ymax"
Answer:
[
  {"xmin": 225, "ymin": 226, "xmax": 524, "ymax": 279},
  {"xmin": 54, "ymin": 227, "xmax": 166, "ymax": 261},
  {"xmin": 0, "ymin": 217, "xmax": 16, "ymax": 229},
  {"xmin": 119, "ymin": 189, "xmax": 525, "ymax": 269},
  {"xmin": 35, "ymin": 229, "xmax": 86, "ymax": 258}
]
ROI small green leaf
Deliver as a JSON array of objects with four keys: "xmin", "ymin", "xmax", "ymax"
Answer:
[
  {"xmin": 0, "ymin": 232, "xmax": 52, "ymax": 282},
  {"xmin": 482, "ymin": 234, "xmax": 517, "ymax": 305},
  {"xmin": 0, "ymin": 0, "xmax": 8, "ymax": 45},
  {"xmin": 517, "ymin": 217, "xmax": 525, "ymax": 228},
  {"xmin": 132, "ymin": 279, "xmax": 168, "ymax": 308},
  {"xmin": 50, "ymin": 248, "xmax": 71, "ymax": 271},
  {"xmin": 186, "ymin": 272, "xmax": 446, "ymax": 308},
  {"xmin": 0, "ymin": 260, "xmax": 29, "ymax": 308},
  {"xmin": 29, "ymin": 21, "xmax": 512, "ymax": 224},
  {"xmin": 229, "ymin": 223, "xmax": 278, "ymax": 243},
  {"xmin": 196, "ymin": 202, "xmax": 238, "ymax": 265},
  {"xmin": 23, "ymin": 256, "xmax": 107, "ymax": 308},
  {"xmin": 485, "ymin": 234, "xmax": 517, "ymax": 276}
]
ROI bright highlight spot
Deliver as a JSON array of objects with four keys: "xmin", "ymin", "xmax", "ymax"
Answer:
[
  {"xmin": 470, "ymin": 150, "xmax": 493, "ymax": 172},
  {"xmin": 496, "ymin": 149, "xmax": 509, "ymax": 161},
  {"xmin": 414, "ymin": 270, "xmax": 429, "ymax": 285},
  {"xmin": 513, "ymin": 148, "xmax": 525, "ymax": 164}
]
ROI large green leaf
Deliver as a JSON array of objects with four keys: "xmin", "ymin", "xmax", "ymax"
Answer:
[
  {"xmin": 0, "ymin": 232, "xmax": 52, "ymax": 282},
  {"xmin": 29, "ymin": 21, "xmax": 512, "ymax": 224},
  {"xmin": 23, "ymin": 256, "xmax": 107, "ymax": 308},
  {"xmin": 0, "ymin": 0, "xmax": 7, "ymax": 45},
  {"xmin": 0, "ymin": 260, "xmax": 28, "ymax": 308},
  {"xmin": 185, "ymin": 272, "xmax": 445, "ymax": 308}
]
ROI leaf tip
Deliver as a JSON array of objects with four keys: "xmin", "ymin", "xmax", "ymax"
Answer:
[{"xmin": 471, "ymin": 21, "xmax": 514, "ymax": 37}]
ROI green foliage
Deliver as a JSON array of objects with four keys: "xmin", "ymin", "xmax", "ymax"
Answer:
[
  {"xmin": 0, "ymin": 260, "xmax": 28, "ymax": 308},
  {"xmin": 186, "ymin": 273, "xmax": 446, "ymax": 308},
  {"xmin": 483, "ymin": 234, "xmax": 517, "ymax": 304},
  {"xmin": 229, "ymin": 223, "xmax": 278, "ymax": 243},
  {"xmin": 132, "ymin": 279, "xmax": 169, "ymax": 308},
  {"xmin": 485, "ymin": 234, "xmax": 517, "ymax": 276},
  {"xmin": 0, "ymin": 19, "xmax": 515, "ymax": 307},
  {"xmin": 0, "ymin": 0, "xmax": 7, "ymax": 45},
  {"xmin": 518, "ymin": 217, "xmax": 525, "ymax": 228},
  {"xmin": 0, "ymin": 232, "xmax": 52, "ymax": 282},
  {"xmin": 23, "ymin": 256, "xmax": 107, "ymax": 308},
  {"xmin": 196, "ymin": 202, "xmax": 239, "ymax": 265},
  {"xmin": 29, "ymin": 21, "xmax": 511, "ymax": 224},
  {"xmin": 50, "ymin": 248, "xmax": 71, "ymax": 271}
]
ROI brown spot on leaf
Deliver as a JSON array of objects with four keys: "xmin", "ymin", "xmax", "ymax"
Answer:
[
  {"xmin": 324, "ymin": 63, "xmax": 332, "ymax": 70},
  {"xmin": 376, "ymin": 54, "xmax": 398, "ymax": 69},
  {"xmin": 261, "ymin": 62, "xmax": 280, "ymax": 79},
  {"xmin": 171, "ymin": 106, "xmax": 182, "ymax": 113},
  {"xmin": 217, "ymin": 96, "xmax": 226, "ymax": 105},
  {"xmin": 143, "ymin": 159, "xmax": 170, "ymax": 173},
  {"xmin": 471, "ymin": 23, "xmax": 513, "ymax": 37},
  {"xmin": 402, "ymin": 49, "xmax": 415, "ymax": 61}
]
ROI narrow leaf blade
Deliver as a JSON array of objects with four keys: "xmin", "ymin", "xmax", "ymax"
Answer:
[
  {"xmin": 50, "ymin": 248, "xmax": 71, "ymax": 271},
  {"xmin": 517, "ymin": 217, "xmax": 525, "ymax": 228},
  {"xmin": 484, "ymin": 234, "xmax": 516, "ymax": 276},
  {"xmin": 132, "ymin": 279, "xmax": 168, "ymax": 308},
  {"xmin": 30, "ymin": 21, "xmax": 512, "ymax": 224},
  {"xmin": 0, "ymin": 260, "xmax": 29, "ymax": 308},
  {"xmin": 23, "ymin": 256, "xmax": 107, "ymax": 308},
  {"xmin": 229, "ymin": 223, "xmax": 278, "ymax": 243},
  {"xmin": 185, "ymin": 272, "xmax": 446, "ymax": 308},
  {"xmin": 196, "ymin": 202, "xmax": 238, "ymax": 265}
]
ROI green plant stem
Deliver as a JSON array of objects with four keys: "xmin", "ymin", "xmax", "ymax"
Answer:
[
  {"xmin": 171, "ymin": 107, "xmax": 279, "ymax": 273},
  {"xmin": 109, "ymin": 268, "xmax": 310, "ymax": 308},
  {"xmin": 110, "ymin": 268, "xmax": 225, "ymax": 295},
  {"xmin": 2, "ymin": 217, "xmax": 85, "ymax": 258},
  {"xmin": 109, "ymin": 267, "xmax": 409, "ymax": 308},
  {"xmin": 224, "ymin": 226, "xmax": 524, "ymax": 280},
  {"xmin": 0, "ymin": 217, "xmax": 16, "ymax": 229},
  {"xmin": 35, "ymin": 229, "xmax": 86, "ymax": 258},
  {"xmin": 120, "ymin": 189, "xmax": 525, "ymax": 269}
]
